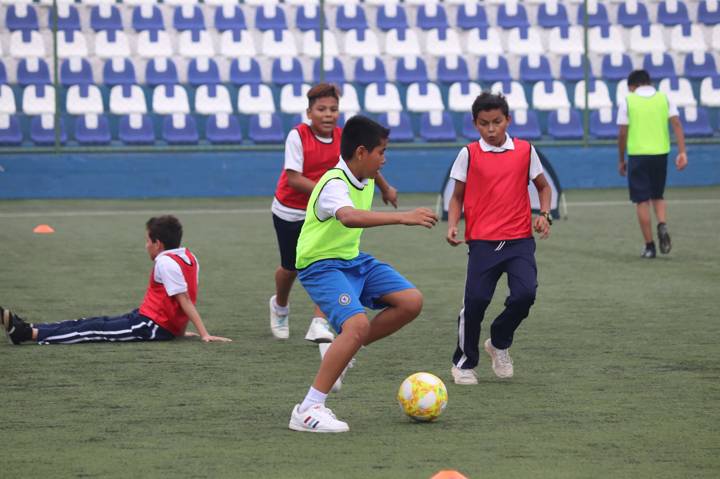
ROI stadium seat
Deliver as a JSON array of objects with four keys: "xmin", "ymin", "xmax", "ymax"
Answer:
[
  {"xmin": 466, "ymin": 28, "xmax": 503, "ymax": 56},
  {"xmin": 66, "ymin": 85, "xmax": 104, "ymax": 115},
  {"xmin": 301, "ymin": 30, "xmax": 340, "ymax": 58},
  {"xmin": 508, "ymin": 109, "xmax": 542, "ymax": 140},
  {"xmin": 519, "ymin": 54, "xmax": 553, "ymax": 82},
  {"xmin": 237, "ymin": 84, "xmax": 275, "ymax": 114},
  {"xmin": 448, "ymin": 81, "xmax": 482, "ymax": 112},
  {"xmin": 617, "ymin": 0, "xmax": 650, "ymax": 27},
  {"xmin": 589, "ymin": 107, "xmax": 618, "ymax": 139},
  {"xmin": 629, "ymin": 24, "xmax": 666, "ymax": 53},
  {"xmin": 354, "ymin": 57, "xmax": 387, "ymax": 85},
  {"xmin": 22, "ymin": 84, "xmax": 55, "ymax": 115},
  {"xmin": 10, "ymin": 30, "xmax": 46, "ymax": 58},
  {"xmin": 214, "ymin": 5, "xmax": 246, "ymax": 31},
  {"xmin": 577, "ymin": 1, "xmax": 610, "ymax": 28},
  {"xmin": 336, "ymin": 4, "xmax": 368, "ymax": 31},
  {"xmin": 0, "ymin": 85, "xmax": 16, "ymax": 115},
  {"xmin": 131, "ymin": 5, "xmax": 164, "ymax": 31},
  {"xmin": 90, "ymin": 5, "xmax": 123, "ymax": 31},
  {"xmin": 51, "ymin": 4, "xmax": 81, "ymax": 31},
  {"xmin": 187, "ymin": 58, "xmax": 220, "ymax": 86},
  {"xmin": 0, "ymin": 114, "xmax": 22, "ymax": 145},
  {"xmin": 248, "ymin": 113, "xmax": 284, "ymax": 143},
  {"xmin": 684, "ymin": 52, "xmax": 717, "ymax": 79},
  {"xmin": 425, "ymin": 28, "xmax": 462, "ymax": 57},
  {"xmin": 377, "ymin": 111, "xmax": 414, "ymax": 142},
  {"xmin": 272, "ymin": 58, "xmax": 305, "ymax": 85},
  {"xmin": 178, "ymin": 30, "xmax": 215, "ymax": 58},
  {"xmin": 642, "ymin": 53, "xmax": 677, "ymax": 80},
  {"xmin": 669, "ymin": 24, "xmax": 707, "ymax": 53},
  {"xmin": 490, "ymin": 80, "xmax": 529, "ymax": 110},
  {"xmin": 338, "ymin": 83, "xmax": 360, "ymax": 117},
  {"xmin": 313, "ymin": 57, "xmax": 345, "ymax": 85},
  {"xmin": 416, "ymin": 3, "xmax": 448, "ymax": 30},
  {"xmin": 364, "ymin": 82, "xmax": 402, "ymax": 113},
  {"xmin": 30, "ymin": 114, "xmax": 67, "ymax": 145},
  {"xmin": 0, "ymin": 62, "xmax": 6, "ymax": 85},
  {"xmin": 713, "ymin": 25, "xmax": 720, "ymax": 50},
  {"xmin": 136, "ymin": 30, "xmax": 173, "ymax": 58},
  {"xmin": 574, "ymin": 79, "xmax": 613, "ymax": 109},
  {"xmin": 74, "ymin": 114, "xmax": 111, "ymax": 145},
  {"xmin": 376, "ymin": 4, "xmax": 408, "ymax": 31},
  {"xmin": 507, "ymin": 27, "xmax": 544, "ymax": 55},
  {"xmin": 460, "ymin": 112, "xmax": 478, "ymax": 140},
  {"xmin": 109, "ymin": 85, "xmax": 147, "ymax": 114},
  {"xmin": 152, "ymin": 84, "xmax": 190, "ymax": 114},
  {"xmin": 60, "ymin": 58, "xmax": 94, "ymax": 86},
  {"xmin": 206, "ymin": 113, "xmax": 242, "ymax": 144},
  {"xmin": 497, "ymin": 1, "xmax": 530, "ymax": 29},
  {"xmin": 456, "ymin": 3, "xmax": 488, "ymax": 29},
  {"xmin": 437, "ymin": 56, "xmax": 470, "ymax": 84},
  {"xmin": 173, "ymin": 5, "xmax": 205, "ymax": 31},
  {"xmin": 601, "ymin": 53, "xmax": 633, "ymax": 81},
  {"xmin": 560, "ymin": 53, "xmax": 594, "ymax": 82},
  {"xmin": 279, "ymin": 83, "xmax": 311, "ymax": 114},
  {"xmin": 699, "ymin": 75, "xmax": 720, "ymax": 107},
  {"xmin": 395, "ymin": 56, "xmax": 429, "ymax": 84},
  {"xmin": 532, "ymin": 81, "xmax": 571, "ymax": 111},
  {"xmin": 405, "ymin": 82, "xmax": 444, "ymax": 113},
  {"xmin": 537, "ymin": 1, "xmax": 570, "ymax": 29},
  {"xmin": 194, "ymin": 84, "xmax": 232, "ymax": 115},
  {"xmin": 547, "ymin": 26, "xmax": 583, "ymax": 55},
  {"xmin": 94, "ymin": 30, "xmax": 131, "ymax": 59},
  {"xmin": 220, "ymin": 29, "xmax": 257, "ymax": 57},
  {"xmin": 57, "ymin": 30, "xmax": 89, "ymax": 59},
  {"xmin": 255, "ymin": 5, "xmax": 287, "ymax": 31},
  {"xmin": 615, "ymin": 79, "xmax": 629, "ymax": 106},
  {"xmin": 657, "ymin": 0, "xmax": 690, "ymax": 26},
  {"xmin": 17, "ymin": 58, "xmax": 51, "ymax": 86},
  {"xmin": 478, "ymin": 55, "xmax": 511, "ymax": 83},
  {"xmin": 659, "ymin": 77, "xmax": 697, "ymax": 107},
  {"xmin": 384, "ymin": 28, "xmax": 421, "ymax": 57},
  {"xmin": 679, "ymin": 106, "xmax": 714, "ymax": 137},
  {"xmin": 697, "ymin": 0, "xmax": 720, "ymax": 25},
  {"xmin": 230, "ymin": 58, "xmax": 262, "ymax": 85},
  {"xmin": 162, "ymin": 114, "xmax": 199, "ymax": 144},
  {"xmin": 261, "ymin": 29, "xmax": 298, "ymax": 58},
  {"xmin": 344, "ymin": 29, "xmax": 381, "ymax": 57},
  {"xmin": 589, "ymin": 26, "xmax": 625, "ymax": 54},
  {"xmin": 5, "ymin": 4, "xmax": 39, "ymax": 31},
  {"xmin": 547, "ymin": 108, "xmax": 583, "ymax": 139},
  {"xmin": 146, "ymin": 58, "xmax": 179, "ymax": 86},
  {"xmin": 118, "ymin": 114, "xmax": 155, "ymax": 145},
  {"xmin": 419, "ymin": 111, "xmax": 456, "ymax": 142},
  {"xmin": 295, "ymin": 4, "xmax": 319, "ymax": 31}
]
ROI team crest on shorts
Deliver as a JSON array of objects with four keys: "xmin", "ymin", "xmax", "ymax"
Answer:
[{"xmin": 338, "ymin": 293, "xmax": 351, "ymax": 306}]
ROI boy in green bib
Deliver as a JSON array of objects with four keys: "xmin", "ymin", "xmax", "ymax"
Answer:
[{"xmin": 288, "ymin": 115, "xmax": 438, "ymax": 433}]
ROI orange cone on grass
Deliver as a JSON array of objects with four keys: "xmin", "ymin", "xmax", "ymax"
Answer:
[
  {"xmin": 33, "ymin": 224, "xmax": 55, "ymax": 234},
  {"xmin": 431, "ymin": 470, "xmax": 469, "ymax": 479}
]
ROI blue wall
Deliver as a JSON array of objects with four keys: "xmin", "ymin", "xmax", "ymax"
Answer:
[{"xmin": 0, "ymin": 145, "xmax": 717, "ymax": 199}]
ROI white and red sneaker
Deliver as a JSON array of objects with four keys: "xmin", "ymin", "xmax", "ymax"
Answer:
[{"xmin": 288, "ymin": 404, "xmax": 349, "ymax": 433}]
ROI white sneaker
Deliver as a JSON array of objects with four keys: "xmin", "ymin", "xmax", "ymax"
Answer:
[
  {"xmin": 451, "ymin": 366, "xmax": 478, "ymax": 385},
  {"xmin": 304, "ymin": 317, "xmax": 334, "ymax": 343},
  {"xmin": 484, "ymin": 338, "xmax": 513, "ymax": 378},
  {"xmin": 318, "ymin": 343, "xmax": 353, "ymax": 392},
  {"xmin": 269, "ymin": 295, "xmax": 289, "ymax": 339},
  {"xmin": 288, "ymin": 404, "xmax": 349, "ymax": 433}
]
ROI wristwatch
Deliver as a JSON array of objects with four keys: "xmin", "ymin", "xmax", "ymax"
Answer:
[{"xmin": 540, "ymin": 211, "xmax": 553, "ymax": 225}]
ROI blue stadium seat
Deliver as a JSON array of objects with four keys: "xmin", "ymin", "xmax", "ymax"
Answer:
[
  {"xmin": 17, "ymin": 59, "xmax": 51, "ymax": 86},
  {"xmin": 577, "ymin": 3, "xmax": 610, "ymax": 28},
  {"xmin": 419, "ymin": 111, "xmax": 456, "ymax": 142},
  {"xmin": 395, "ymin": 57, "xmax": 429, "ymax": 84},
  {"xmin": 497, "ymin": 3, "xmax": 530, "ymax": 29},
  {"xmin": 589, "ymin": 108, "xmax": 618, "ymax": 139},
  {"xmin": 131, "ymin": 6, "xmax": 164, "ymax": 31},
  {"xmin": 643, "ymin": 53, "xmax": 677, "ymax": 80},
  {"xmin": 295, "ymin": 5, "xmax": 319, "ymax": 31},
  {"xmin": 30, "ymin": 115, "xmax": 67, "ymax": 145},
  {"xmin": 336, "ymin": 5, "xmax": 368, "ymax": 31},
  {"xmin": 272, "ymin": 58, "xmax": 304, "ymax": 85},
  {"xmin": 601, "ymin": 54, "xmax": 633, "ymax": 81},
  {"xmin": 230, "ymin": 58, "xmax": 262, "ymax": 85},
  {"xmin": 376, "ymin": 5, "xmax": 408, "ymax": 31},
  {"xmin": 684, "ymin": 53, "xmax": 717, "ymax": 79},
  {"xmin": 214, "ymin": 5, "xmax": 246, "ymax": 31},
  {"xmin": 456, "ymin": 3, "xmax": 488, "ymax": 29},
  {"xmin": 248, "ymin": 113, "xmax": 284, "ymax": 144},
  {"xmin": 698, "ymin": 0, "xmax": 720, "ymax": 25},
  {"xmin": 519, "ymin": 55, "xmax": 553, "ymax": 82},
  {"xmin": 206, "ymin": 114, "xmax": 243, "ymax": 144},
  {"xmin": 537, "ymin": 3, "xmax": 570, "ymax": 29},
  {"xmin": 146, "ymin": 59, "xmax": 179, "ymax": 86},
  {"xmin": 547, "ymin": 109, "xmax": 583, "ymax": 140},
  {"xmin": 617, "ymin": 2, "xmax": 650, "ymax": 27},
  {"xmin": 255, "ymin": 6, "xmax": 287, "ymax": 31},
  {"xmin": 90, "ymin": 5, "xmax": 123, "ymax": 31},
  {"xmin": 354, "ymin": 57, "xmax": 387, "ymax": 85},
  {"xmin": 657, "ymin": 0, "xmax": 690, "ymax": 26},
  {"xmin": 119, "ymin": 114, "xmax": 155, "ymax": 145},
  {"xmin": 478, "ymin": 56, "xmax": 511, "ymax": 83},
  {"xmin": 6, "ymin": 5, "xmax": 39, "ymax": 31},
  {"xmin": 162, "ymin": 114, "xmax": 199, "ymax": 144},
  {"xmin": 187, "ymin": 59, "xmax": 221, "ymax": 86},
  {"xmin": 51, "ymin": 5, "xmax": 81, "ymax": 31},
  {"xmin": 437, "ymin": 56, "xmax": 470, "ymax": 84},
  {"xmin": 312, "ymin": 58, "xmax": 346, "ymax": 84},
  {"xmin": 680, "ymin": 107, "xmax": 714, "ymax": 137},
  {"xmin": 416, "ymin": 4, "xmax": 448, "ymax": 30},
  {"xmin": 460, "ymin": 112, "xmax": 477, "ymax": 140},
  {"xmin": 103, "ymin": 59, "xmax": 136, "ymax": 86},
  {"xmin": 377, "ymin": 112, "xmax": 414, "ymax": 142},
  {"xmin": 560, "ymin": 55, "xmax": 594, "ymax": 82},
  {"xmin": 173, "ymin": 6, "xmax": 205, "ymax": 31},
  {"xmin": 508, "ymin": 110, "xmax": 542, "ymax": 141},
  {"xmin": 0, "ymin": 115, "xmax": 22, "ymax": 145},
  {"xmin": 60, "ymin": 59, "xmax": 94, "ymax": 86},
  {"xmin": 0, "ymin": 61, "xmax": 7, "ymax": 84},
  {"xmin": 74, "ymin": 114, "xmax": 111, "ymax": 145}
]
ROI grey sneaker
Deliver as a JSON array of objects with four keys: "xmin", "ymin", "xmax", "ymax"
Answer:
[
  {"xmin": 657, "ymin": 223, "xmax": 672, "ymax": 254},
  {"xmin": 451, "ymin": 366, "xmax": 478, "ymax": 385},
  {"xmin": 484, "ymin": 339, "xmax": 514, "ymax": 378}
]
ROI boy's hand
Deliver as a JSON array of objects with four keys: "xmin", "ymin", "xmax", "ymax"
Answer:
[
  {"xmin": 533, "ymin": 215, "xmax": 550, "ymax": 239},
  {"xmin": 381, "ymin": 185, "xmax": 399, "ymax": 208},
  {"xmin": 618, "ymin": 159, "xmax": 627, "ymax": 176},
  {"xmin": 446, "ymin": 225, "xmax": 463, "ymax": 246},
  {"xmin": 402, "ymin": 208, "xmax": 438, "ymax": 228},
  {"xmin": 184, "ymin": 331, "xmax": 199, "ymax": 338},
  {"xmin": 675, "ymin": 152, "xmax": 688, "ymax": 171},
  {"xmin": 201, "ymin": 335, "xmax": 232, "ymax": 343}
]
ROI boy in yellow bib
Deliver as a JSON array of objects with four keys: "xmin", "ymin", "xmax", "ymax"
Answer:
[{"xmin": 288, "ymin": 115, "xmax": 438, "ymax": 433}]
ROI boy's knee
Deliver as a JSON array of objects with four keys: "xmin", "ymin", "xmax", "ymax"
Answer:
[
  {"xmin": 507, "ymin": 290, "xmax": 536, "ymax": 310},
  {"xmin": 402, "ymin": 289, "xmax": 424, "ymax": 318},
  {"xmin": 342, "ymin": 315, "xmax": 371, "ymax": 344}
]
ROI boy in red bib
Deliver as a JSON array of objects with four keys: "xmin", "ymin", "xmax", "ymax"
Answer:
[
  {"xmin": 2, "ymin": 216, "xmax": 230, "ymax": 345},
  {"xmin": 446, "ymin": 93, "xmax": 552, "ymax": 384}
]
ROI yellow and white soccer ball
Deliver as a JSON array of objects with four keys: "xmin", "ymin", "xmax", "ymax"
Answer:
[{"xmin": 397, "ymin": 372, "xmax": 448, "ymax": 422}]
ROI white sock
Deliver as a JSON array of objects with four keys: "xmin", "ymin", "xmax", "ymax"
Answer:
[
  {"xmin": 272, "ymin": 296, "xmax": 289, "ymax": 315},
  {"xmin": 298, "ymin": 386, "xmax": 327, "ymax": 413}
]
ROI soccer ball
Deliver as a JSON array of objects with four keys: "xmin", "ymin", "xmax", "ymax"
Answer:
[{"xmin": 397, "ymin": 372, "xmax": 448, "ymax": 422}]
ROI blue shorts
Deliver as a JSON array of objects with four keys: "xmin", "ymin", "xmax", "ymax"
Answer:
[{"xmin": 297, "ymin": 252, "xmax": 415, "ymax": 333}]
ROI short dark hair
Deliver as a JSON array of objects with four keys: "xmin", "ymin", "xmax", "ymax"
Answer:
[
  {"xmin": 627, "ymin": 70, "xmax": 652, "ymax": 87},
  {"xmin": 307, "ymin": 83, "xmax": 340, "ymax": 107},
  {"xmin": 146, "ymin": 215, "xmax": 183, "ymax": 250},
  {"xmin": 471, "ymin": 92, "xmax": 510, "ymax": 121},
  {"xmin": 340, "ymin": 115, "xmax": 390, "ymax": 161}
]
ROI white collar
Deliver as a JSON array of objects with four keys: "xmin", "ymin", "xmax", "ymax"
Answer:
[
  {"xmin": 478, "ymin": 134, "xmax": 515, "ymax": 152},
  {"xmin": 156, "ymin": 247, "xmax": 186, "ymax": 261},
  {"xmin": 634, "ymin": 85, "xmax": 657, "ymax": 97},
  {"xmin": 335, "ymin": 157, "xmax": 369, "ymax": 188}
]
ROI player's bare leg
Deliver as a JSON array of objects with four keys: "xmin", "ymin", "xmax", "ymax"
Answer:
[{"xmin": 363, "ymin": 289, "xmax": 423, "ymax": 345}]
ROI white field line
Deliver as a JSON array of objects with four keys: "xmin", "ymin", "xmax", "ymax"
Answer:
[{"xmin": 0, "ymin": 198, "xmax": 718, "ymax": 219}]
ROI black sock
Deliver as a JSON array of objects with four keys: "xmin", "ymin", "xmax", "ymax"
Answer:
[{"xmin": 646, "ymin": 241, "xmax": 656, "ymax": 249}]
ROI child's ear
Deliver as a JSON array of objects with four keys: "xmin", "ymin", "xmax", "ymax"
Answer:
[{"xmin": 355, "ymin": 145, "xmax": 365, "ymax": 161}]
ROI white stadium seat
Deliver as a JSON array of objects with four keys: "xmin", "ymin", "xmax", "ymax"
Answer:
[
  {"xmin": 547, "ymin": 26, "xmax": 583, "ymax": 55},
  {"xmin": 109, "ymin": 85, "xmax": 148, "ymax": 114},
  {"xmin": 261, "ymin": 29, "xmax": 298, "ymax": 58},
  {"xmin": 669, "ymin": 24, "xmax": 707, "ymax": 53},
  {"xmin": 0, "ymin": 85, "xmax": 17, "ymax": 114},
  {"xmin": 94, "ymin": 30, "xmax": 131, "ymax": 59},
  {"xmin": 343, "ymin": 29, "xmax": 380, "ymax": 57},
  {"xmin": 507, "ymin": 27, "xmax": 544, "ymax": 56},
  {"xmin": 194, "ymin": 84, "xmax": 232, "ymax": 114},
  {"xmin": 659, "ymin": 77, "xmax": 697, "ymax": 108},
  {"xmin": 22, "ymin": 85, "xmax": 55, "ymax": 115},
  {"xmin": 424, "ymin": 29, "xmax": 462, "ymax": 57},
  {"xmin": 152, "ymin": 84, "xmax": 190, "ymax": 114},
  {"xmin": 136, "ymin": 30, "xmax": 174, "ymax": 58},
  {"xmin": 9, "ymin": 30, "xmax": 45, "ymax": 58},
  {"xmin": 279, "ymin": 83, "xmax": 312, "ymax": 114},
  {"xmin": 384, "ymin": 28, "xmax": 421, "ymax": 57},
  {"xmin": 574, "ymin": 80, "xmax": 613, "ymax": 109},
  {"xmin": 532, "ymin": 80, "xmax": 571, "ymax": 110},
  {"xmin": 629, "ymin": 24, "xmax": 666, "ymax": 54},
  {"xmin": 237, "ymin": 84, "xmax": 276, "ymax": 114},
  {"xmin": 405, "ymin": 82, "xmax": 444, "ymax": 112},
  {"xmin": 699, "ymin": 76, "xmax": 720, "ymax": 107},
  {"xmin": 466, "ymin": 28, "xmax": 503, "ymax": 56},
  {"xmin": 57, "ymin": 30, "xmax": 88, "ymax": 59},
  {"xmin": 364, "ymin": 82, "xmax": 403, "ymax": 113},
  {"xmin": 448, "ymin": 81, "xmax": 482, "ymax": 112},
  {"xmin": 65, "ymin": 85, "xmax": 104, "ymax": 114},
  {"xmin": 338, "ymin": 83, "xmax": 360, "ymax": 117},
  {"xmin": 490, "ymin": 81, "xmax": 529, "ymax": 110},
  {"xmin": 302, "ymin": 30, "xmax": 339, "ymax": 58},
  {"xmin": 219, "ymin": 30, "xmax": 257, "ymax": 57},
  {"xmin": 178, "ymin": 30, "xmax": 215, "ymax": 58}
]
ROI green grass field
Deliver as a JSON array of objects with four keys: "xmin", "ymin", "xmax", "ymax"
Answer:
[{"xmin": 1, "ymin": 187, "xmax": 718, "ymax": 478}]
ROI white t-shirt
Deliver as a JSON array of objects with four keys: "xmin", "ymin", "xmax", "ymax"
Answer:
[
  {"xmin": 450, "ymin": 135, "xmax": 544, "ymax": 183},
  {"xmin": 315, "ymin": 157, "xmax": 369, "ymax": 221},
  {"xmin": 153, "ymin": 248, "xmax": 198, "ymax": 297},
  {"xmin": 616, "ymin": 85, "xmax": 679, "ymax": 126},
  {"xmin": 272, "ymin": 128, "xmax": 335, "ymax": 222}
]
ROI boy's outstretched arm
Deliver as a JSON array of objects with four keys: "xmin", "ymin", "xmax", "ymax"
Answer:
[
  {"xmin": 375, "ymin": 172, "xmax": 398, "ymax": 208},
  {"xmin": 335, "ymin": 206, "xmax": 437, "ymax": 229},
  {"xmin": 446, "ymin": 180, "xmax": 465, "ymax": 246},
  {"xmin": 531, "ymin": 173, "xmax": 552, "ymax": 239},
  {"xmin": 175, "ymin": 293, "xmax": 232, "ymax": 343}
]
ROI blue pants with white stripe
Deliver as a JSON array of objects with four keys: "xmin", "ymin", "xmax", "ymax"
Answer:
[
  {"xmin": 35, "ymin": 309, "xmax": 175, "ymax": 345},
  {"xmin": 452, "ymin": 238, "xmax": 537, "ymax": 369}
]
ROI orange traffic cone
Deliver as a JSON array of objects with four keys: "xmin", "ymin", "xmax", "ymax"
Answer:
[
  {"xmin": 33, "ymin": 224, "xmax": 55, "ymax": 234},
  {"xmin": 431, "ymin": 470, "xmax": 469, "ymax": 479}
]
